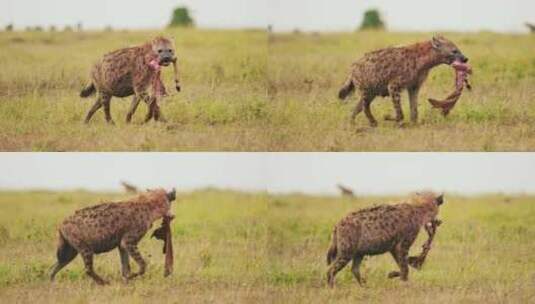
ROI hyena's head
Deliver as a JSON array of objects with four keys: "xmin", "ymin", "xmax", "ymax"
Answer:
[
  {"xmin": 151, "ymin": 36, "xmax": 176, "ymax": 66},
  {"xmin": 166, "ymin": 188, "xmax": 176, "ymax": 203},
  {"xmin": 411, "ymin": 191, "xmax": 445, "ymax": 208},
  {"xmin": 431, "ymin": 35, "xmax": 468, "ymax": 65},
  {"xmin": 145, "ymin": 188, "xmax": 176, "ymax": 218}
]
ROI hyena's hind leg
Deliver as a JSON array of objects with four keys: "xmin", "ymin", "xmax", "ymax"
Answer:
[
  {"xmin": 84, "ymin": 95, "xmax": 103, "ymax": 124},
  {"xmin": 79, "ymin": 248, "xmax": 109, "ymax": 285},
  {"xmin": 350, "ymin": 94, "xmax": 376, "ymax": 127},
  {"xmin": 101, "ymin": 94, "xmax": 114, "ymax": 125},
  {"xmin": 351, "ymin": 254, "xmax": 366, "ymax": 286},
  {"xmin": 327, "ymin": 254, "xmax": 351, "ymax": 288},
  {"xmin": 50, "ymin": 233, "xmax": 78, "ymax": 281}
]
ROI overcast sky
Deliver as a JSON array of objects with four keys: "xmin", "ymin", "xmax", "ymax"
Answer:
[
  {"xmin": 0, "ymin": 0, "xmax": 533, "ymax": 32},
  {"xmin": 0, "ymin": 153, "xmax": 534, "ymax": 195}
]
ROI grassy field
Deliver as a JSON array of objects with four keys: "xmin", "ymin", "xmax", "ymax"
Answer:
[
  {"xmin": 1, "ymin": 30, "xmax": 534, "ymax": 151},
  {"xmin": 0, "ymin": 29, "xmax": 267, "ymax": 151},
  {"xmin": 268, "ymin": 31, "xmax": 535, "ymax": 151},
  {"xmin": 0, "ymin": 189, "xmax": 533, "ymax": 303}
]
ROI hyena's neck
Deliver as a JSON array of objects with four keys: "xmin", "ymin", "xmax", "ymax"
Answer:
[
  {"xmin": 409, "ymin": 41, "xmax": 444, "ymax": 72},
  {"xmin": 140, "ymin": 43, "xmax": 156, "ymax": 63},
  {"xmin": 412, "ymin": 203, "xmax": 438, "ymax": 224},
  {"xmin": 148, "ymin": 200, "xmax": 169, "ymax": 222}
]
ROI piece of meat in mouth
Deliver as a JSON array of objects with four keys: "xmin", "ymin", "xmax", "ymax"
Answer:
[{"xmin": 428, "ymin": 60, "xmax": 472, "ymax": 116}]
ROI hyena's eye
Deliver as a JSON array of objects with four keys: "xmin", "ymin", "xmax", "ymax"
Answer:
[
  {"xmin": 452, "ymin": 49, "xmax": 460, "ymax": 54},
  {"xmin": 158, "ymin": 49, "xmax": 163, "ymax": 53}
]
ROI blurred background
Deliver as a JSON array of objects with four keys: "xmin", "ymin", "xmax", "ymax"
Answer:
[
  {"xmin": 1, "ymin": 0, "xmax": 534, "ymax": 33},
  {"xmin": 1, "ymin": 153, "xmax": 534, "ymax": 195},
  {"xmin": 270, "ymin": 0, "xmax": 535, "ymax": 33},
  {"xmin": 0, "ymin": 0, "xmax": 268, "ymax": 31}
]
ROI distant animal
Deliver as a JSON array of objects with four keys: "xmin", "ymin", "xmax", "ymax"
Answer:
[
  {"xmin": 120, "ymin": 181, "xmax": 138, "ymax": 193},
  {"xmin": 338, "ymin": 35, "xmax": 468, "ymax": 127},
  {"xmin": 525, "ymin": 23, "xmax": 535, "ymax": 33},
  {"xmin": 337, "ymin": 184, "xmax": 354, "ymax": 197},
  {"xmin": 80, "ymin": 36, "xmax": 181, "ymax": 124},
  {"xmin": 49, "ymin": 188, "xmax": 176, "ymax": 285},
  {"xmin": 326, "ymin": 192, "xmax": 444, "ymax": 287}
]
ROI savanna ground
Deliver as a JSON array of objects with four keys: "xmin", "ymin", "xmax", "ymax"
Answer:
[
  {"xmin": 0, "ymin": 189, "xmax": 534, "ymax": 303},
  {"xmin": 1, "ymin": 29, "xmax": 534, "ymax": 151}
]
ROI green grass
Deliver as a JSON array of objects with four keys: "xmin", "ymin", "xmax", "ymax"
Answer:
[
  {"xmin": 1, "ymin": 30, "xmax": 534, "ymax": 150},
  {"xmin": 0, "ymin": 190, "xmax": 534, "ymax": 303}
]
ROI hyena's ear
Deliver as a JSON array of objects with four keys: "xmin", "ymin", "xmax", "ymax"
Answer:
[
  {"xmin": 167, "ymin": 188, "xmax": 176, "ymax": 202},
  {"xmin": 436, "ymin": 193, "xmax": 444, "ymax": 205},
  {"xmin": 431, "ymin": 35, "xmax": 443, "ymax": 49}
]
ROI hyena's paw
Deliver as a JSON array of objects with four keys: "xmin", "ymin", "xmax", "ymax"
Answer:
[
  {"xmin": 408, "ymin": 256, "xmax": 423, "ymax": 269},
  {"xmin": 387, "ymin": 271, "xmax": 401, "ymax": 279},
  {"xmin": 384, "ymin": 114, "xmax": 396, "ymax": 121}
]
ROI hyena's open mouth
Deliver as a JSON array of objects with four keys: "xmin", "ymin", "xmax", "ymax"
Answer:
[{"xmin": 159, "ymin": 58, "xmax": 173, "ymax": 66}]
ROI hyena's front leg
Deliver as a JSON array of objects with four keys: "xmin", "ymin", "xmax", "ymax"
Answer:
[
  {"xmin": 126, "ymin": 96, "xmax": 140, "ymax": 123},
  {"xmin": 408, "ymin": 86, "xmax": 420, "ymax": 123},
  {"xmin": 385, "ymin": 85, "xmax": 404, "ymax": 123},
  {"xmin": 121, "ymin": 237, "xmax": 146, "ymax": 280},
  {"xmin": 134, "ymin": 91, "xmax": 156, "ymax": 123},
  {"xmin": 118, "ymin": 246, "xmax": 131, "ymax": 280},
  {"xmin": 137, "ymin": 92, "xmax": 166, "ymax": 123}
]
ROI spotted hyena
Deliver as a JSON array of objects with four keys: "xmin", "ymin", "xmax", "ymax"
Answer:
[
  {"xmin": 80, "ymin": 37, "xmax": 181, "ymax": 124},
  {"xmin": 326, "ymin": 192, "xmax": 444, "ymax": 288},
  {"xmin": 338, "ymin": 35, "xmax": 468, "ymax": 127},
  {"xmin": 49, "ymin": 188, "xmax": 176, "ymax": 285}
]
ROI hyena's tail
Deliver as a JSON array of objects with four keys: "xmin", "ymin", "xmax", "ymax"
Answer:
[
  {"xmin": 50, "ymin": 230, "xmax": 78, "ymax": 281},
  {"xmin": 80, "ymin": 82, "xmax": 96, "ymax": 98},
  {"xmin": 338, "ymin": 76, "xmax": 354, "ymax": 100},
  {"xmin": 326, "ymin": 228, "xmax": 338, "ymax": 265}
]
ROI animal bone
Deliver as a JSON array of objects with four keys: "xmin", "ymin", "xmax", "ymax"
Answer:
[{"xmin": 428, "ymin": 60, "xmax": 472, "ymax": 116}]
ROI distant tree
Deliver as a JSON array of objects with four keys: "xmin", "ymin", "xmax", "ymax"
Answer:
[
  {"xmin": 64, "ymin": 25, "xmax": 73, "ymax": 32},
  {"xmin": 169, "ymin": 7, "xmax": 194, "ymax": 27},
  {"xmin": 49, "ymin": 25, "xmax": 57, "ymax": 32},
  {"xmin": 76, "ymin": 22, "xmax": 83, "ymax": 31},
  {"xmin": 5, "ymin": 24, "xmax": 13, "ymax": 32},
  {"xmin": 360, "ymin": 9, "xmax": 385, "ymax": 30}
]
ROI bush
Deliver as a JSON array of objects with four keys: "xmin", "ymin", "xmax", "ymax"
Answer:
[
  {"xmin": 360, "ymin": 9, "xmax": 385, "ymax": 30},
  {"xmin": 169, "ymin": 7, "xmax": 194, "ymax": 27}
]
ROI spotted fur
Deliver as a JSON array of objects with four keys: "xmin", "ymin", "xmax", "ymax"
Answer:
[
  {"xmin": 49, "ymin": 188, "xmax": 176, "ymax": 285},
  {"xmin": 81, "ymin": 37, "xmax": 180, "ymax": 124},
  {"xmin": 339, "ymin": 35, "xmax": 468, "ymax": 127},
  {"xmin": 326, "ymin": 192, "xmax": 444, "ymax": 287}
]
